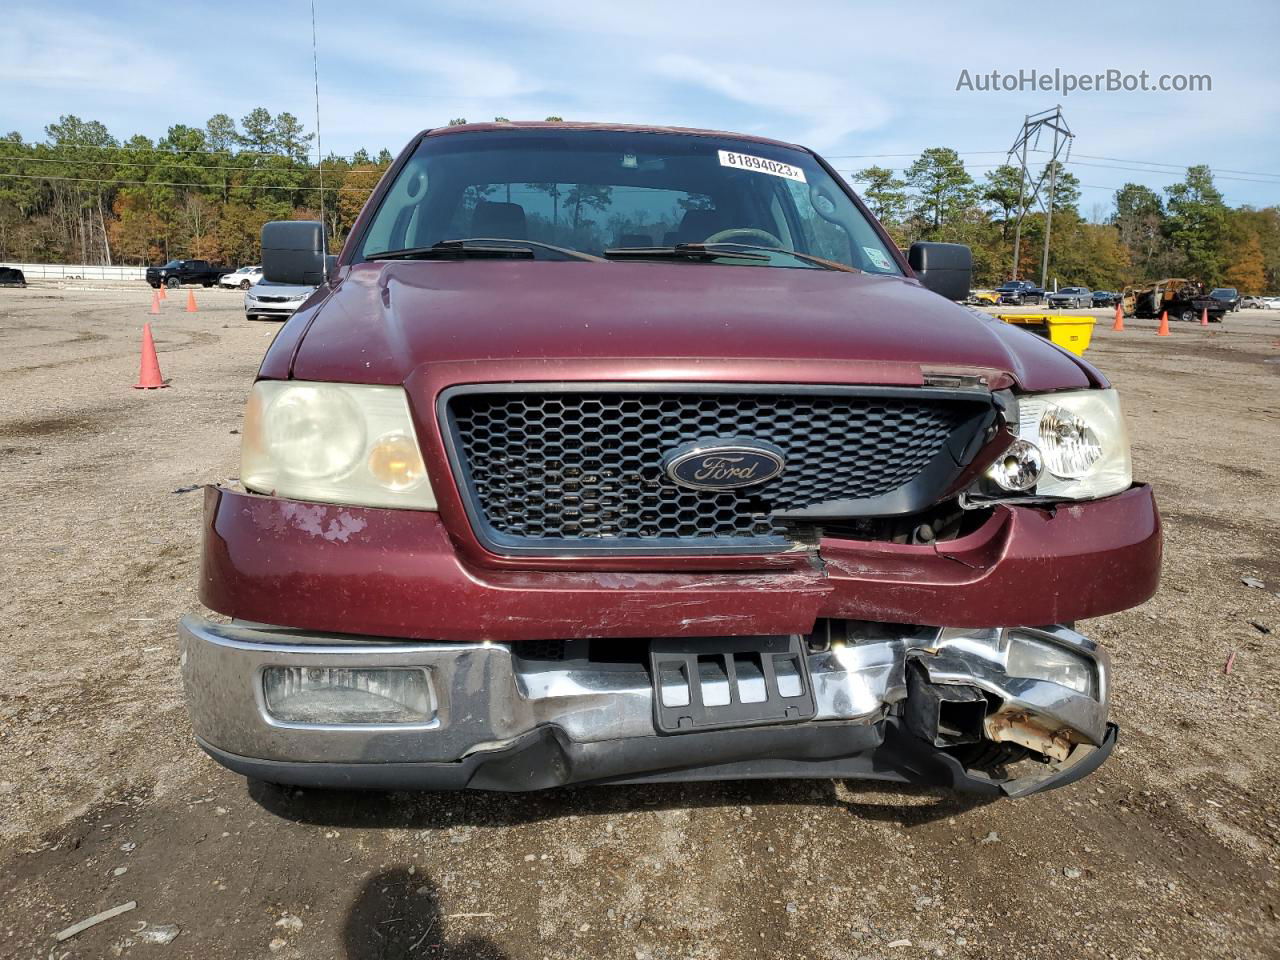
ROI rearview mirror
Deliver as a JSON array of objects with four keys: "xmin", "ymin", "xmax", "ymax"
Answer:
[
  {"xmin": 261, "ymin": 220, "xmax": 328, "ymax": 286},
  {"xmin": 908, "ymin": 242, "xmax": 972, "ymax": 302}
]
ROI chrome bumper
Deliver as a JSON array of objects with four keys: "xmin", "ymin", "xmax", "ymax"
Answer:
[{"xmin": 180, "ymin": 616, "xmax": 1110, "ymax": 790}]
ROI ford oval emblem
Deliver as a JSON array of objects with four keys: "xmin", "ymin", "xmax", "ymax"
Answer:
[{"xmin": 663, "ymin": 440, "xmax": 786, "ymax": 491}]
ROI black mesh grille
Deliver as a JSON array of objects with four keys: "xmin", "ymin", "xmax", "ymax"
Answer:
[{"xmin": 444, "ymin": 389, "xmax": 980, "ymax": 551}]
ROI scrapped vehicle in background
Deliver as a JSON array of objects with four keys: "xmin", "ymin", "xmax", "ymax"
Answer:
[
  {"xmin": 1239, "ymin": 295, "xmax": 1267, "ymax": 309},
  {"xmin": 966, "ymin": 289, "xmax": 1001, "ymax": 305},
  {"xmin": 220, "ymin": 265, "xmax": 263, "ymax": 290},
  {"xmin": 1048, "ymin": 286, "xmax": 1091, "ymax": 309},
  {"xmin": 244, "ymin": 278, "xmax": 318, "ymax": 321},
  {"xmin": 0, "ymin": 267, "xmax": 27, "ymax": 287},
  {"xmin": 1122, "ymin": 278, "xmax": 1226, "ymax": 323},
  {"xmin": 995, "ymin": 280, "xmax": 1044, "ymax": 305},
  {"xmin": 180, "ymin": 122, "xmax": 1161, "ymax": 799},
  {"xmin": 145, "ymin": 258, "xmax": 229, "ymax": 289}
]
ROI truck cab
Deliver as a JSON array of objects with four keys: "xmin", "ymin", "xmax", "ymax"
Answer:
[{"xmin": 180, "ymin": 122, "xmax": 1160, "ymax": 797}]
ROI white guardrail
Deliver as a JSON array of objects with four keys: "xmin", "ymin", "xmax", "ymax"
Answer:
[{"xmin": 1, "ymin": 262, "xmax": 147, "ymax": 281}]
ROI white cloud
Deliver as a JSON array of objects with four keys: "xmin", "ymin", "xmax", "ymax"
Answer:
[{"xmin": 651, "ymin": 54, "xmax": 892, "ymax": 148}]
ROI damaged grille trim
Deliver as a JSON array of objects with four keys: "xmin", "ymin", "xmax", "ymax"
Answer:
[{"xmin": 437, "ymin": 382, "xmax": 997, "ymax": 557}]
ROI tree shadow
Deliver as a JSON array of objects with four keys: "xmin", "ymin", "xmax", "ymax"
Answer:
[
  {"xmin": 344, "ymin": 868, "xmax": 509, "ymax": 960},
  {"xmin": 249, "ymin": 776, "xmax": 991, "ymax": 834}
]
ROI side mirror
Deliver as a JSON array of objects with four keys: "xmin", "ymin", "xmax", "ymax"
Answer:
[
  {"xmin": 908, "ymin": 242, "xmax": 972, "ymax": 302},
  {"xmin": 261, "ymin": 220, "xmax": 328, "ymax": 286}
]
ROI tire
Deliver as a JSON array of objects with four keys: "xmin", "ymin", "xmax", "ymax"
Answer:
[
  {"xmin": 149, "ymin": 282, "xmax": 160, "ymax": 289},
  {"xmin": 240, "ymin": 279, "xmax": 251, "ymax": 290},
  {"xmin": 165, "ymin": 276, "xmax": 180, "ymax": 289},
  {"xmin": 1179, "ymin": 309, "xmax": 1196, "ymax": 324}
]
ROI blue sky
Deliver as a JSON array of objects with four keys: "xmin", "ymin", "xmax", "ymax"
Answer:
[{"xmin": 4, "ymin": 0, "xmax": 1279, "ymax": 214}]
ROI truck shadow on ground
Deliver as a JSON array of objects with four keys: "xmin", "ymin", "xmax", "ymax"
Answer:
[
  {"xmin": 248, "ymin": 777, "xmax": 991, "ymax": 831},
  {"xmin": 344, "ymin": 868, "xmax": 510, "ymax": 960}
]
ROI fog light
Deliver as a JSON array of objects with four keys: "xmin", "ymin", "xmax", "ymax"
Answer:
[
  {"xmin": 262, "ymin": 666, "xmax": 436, "ymax": 725},
  {"xmin": 988, "ymin": 438, "xmax": 1043, "ymax": 492},
  {"xmin": 1006, "ymin": 634, "xmax": 1095, "ymax": 697}
]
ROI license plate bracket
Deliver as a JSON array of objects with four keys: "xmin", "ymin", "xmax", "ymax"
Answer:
[{"xmin": 650, "ymin": 635, "xmax": 816, "ymax": 734}]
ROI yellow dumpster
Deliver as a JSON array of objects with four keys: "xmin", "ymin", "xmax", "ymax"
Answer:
[{"xmin": 998, "ymin": 314, "xmax": 1096, "ymax": 356}]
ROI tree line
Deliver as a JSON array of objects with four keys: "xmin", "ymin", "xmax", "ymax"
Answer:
[
  {"xmin": 853, "ymin": 149, "xmax": 1277, "ymax": 292},
  {"xmin": 0, "ymin": 110, "xmax": 392, "ymax": 268},
  {"xmin": 1, "ymin": 112, "xmax": 1276, "ymax": 293}
]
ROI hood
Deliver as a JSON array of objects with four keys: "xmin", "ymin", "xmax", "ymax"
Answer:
[{"xmin": 283, "ymin": 261, "xmax": 1096, "ymax": 391}]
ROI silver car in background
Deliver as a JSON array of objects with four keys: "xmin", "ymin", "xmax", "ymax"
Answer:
[
  {"xmin": 1048, "ymin": 286, "xmax": 1092, "ymax": 309},
  {"xmin": 244, "ymin": 281, "xmax": 318, "ymax": 321}
]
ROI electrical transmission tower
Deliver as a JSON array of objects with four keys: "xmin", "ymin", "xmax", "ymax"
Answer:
[{"xmin": 1007, "ymin": 106, "xmax": 1073, "ymax": 288}]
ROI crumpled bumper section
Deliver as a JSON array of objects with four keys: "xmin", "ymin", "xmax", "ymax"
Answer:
[{"xmin": 181, "ymin": 616, "xmax": 1117, "ymax": 796}]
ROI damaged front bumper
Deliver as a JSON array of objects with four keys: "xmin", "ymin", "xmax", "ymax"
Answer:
[{"xmin": 181, "ymin": 617, "xmax": 1116, "ymax": 797}]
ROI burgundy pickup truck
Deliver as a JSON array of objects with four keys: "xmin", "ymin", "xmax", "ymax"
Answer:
[{"xmin": 180, "ymin": 122, "xmax": 1161, "ymax": 797}]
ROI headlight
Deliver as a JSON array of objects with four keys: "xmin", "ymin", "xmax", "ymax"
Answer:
[
  {"xmin": 241, "ymin": 381, "xmax": 437, "ymax": 509},
  {"xmin": 983, "ymin": 388, "xmax": 1130, "ymax": 500},
  {"xmin": 1005, "ymin": 632, "xmax": 1096, "ymax": 697}
]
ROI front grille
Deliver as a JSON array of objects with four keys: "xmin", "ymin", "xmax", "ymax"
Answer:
[{"xmin": 442, "ymin": 386, "xmax": 990, "ymax": 554}]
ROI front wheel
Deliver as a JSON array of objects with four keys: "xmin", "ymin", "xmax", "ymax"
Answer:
[
  {"xmin": 165, "ymin": 276, "xmax": 179, "ymax": 289},
  {"xmin": 1179, "ymin": 309, "xmax": 1196, "ymax": 323}
]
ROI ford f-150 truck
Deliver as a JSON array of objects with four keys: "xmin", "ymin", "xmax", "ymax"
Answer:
[{"xmin": 180, "ymin": 122, "xmax": 1161, "ymax": 798}]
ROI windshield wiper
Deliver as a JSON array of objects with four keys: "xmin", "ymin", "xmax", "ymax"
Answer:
[
  {"xmin": 602, "ymin": 242, "xmax": 858, "ymax": 270},
  {"xmin": 692, "ymin": 243, "xmax": 861, "ymax": 272},
  {"xmin": 366, "ymin": 240, "xmax": 535, "ymax": 261},
  {"xmin": 602, "ymin": 243, "xmax": 771, "ymax": 263},
  {"xmin": 367, "ymin": 238, "xmax": 602, "ymax": 262}
]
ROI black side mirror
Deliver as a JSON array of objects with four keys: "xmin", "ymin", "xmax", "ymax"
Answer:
[
  {"xmin": 261, "ymin": 220, "xmax": 328, "ymax": 286},
  {"xmin": 908, "ymin": 242, "xmax": 972, "ymax": 302}
]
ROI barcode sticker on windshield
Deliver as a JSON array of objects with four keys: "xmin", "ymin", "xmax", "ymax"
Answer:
[
  {"xmin": 863, "ymin": 246, "xmax": 894, "ymax": 271},
  {"xmin": 718, "ymin": 150, "xmax": 807, "ymax": 183}
]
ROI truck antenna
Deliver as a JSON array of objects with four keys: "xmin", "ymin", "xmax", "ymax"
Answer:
[{"xmin": 311, "ymin": 0, "xmax": 325, "ymax": 245}]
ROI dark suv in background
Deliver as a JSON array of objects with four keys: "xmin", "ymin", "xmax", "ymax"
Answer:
[
  {"xmin": 1209, "ymin": 288, "xmax": 1240, "ymax": 312},
  {"xmin": 145, "ymin": 259, "xmax": 230, "ymax": 289},
  {"xmin": 995, "ymin": 280, "xmax": 1044, "ymax": 305}
]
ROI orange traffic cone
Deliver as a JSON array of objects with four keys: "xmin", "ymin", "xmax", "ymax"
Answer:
[
  {"xmin": 1157, "ymin": 310, "xmax": 1171, "ymax": 337},
  {"xmin": 157, "ymin": 283, "xmax": 167, "ymax": 300},
  {"xmin": 134, "ymin": 323, "xmax": 168, "ymax": 389},
  {"xmin": 150, "ymin": 289, "xmax": 160, "ymax": 315},
  {"xmin": 1200, "ymin": 307, "xmax": 1209, "ymax": 326},
  {"xmin": 1112, "ymin": 303, "xmax": 1124, "ymax": 332},
  {"xmin": 185, "ymin": 289, "xmax": 198, "ymax": 313}
]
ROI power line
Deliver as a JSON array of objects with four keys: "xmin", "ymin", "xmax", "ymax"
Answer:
[
  {"xmin": 0, "ymin": 155, "xmax": 319, "ymax": 174},
  {"xmin": 0, "ymin": 172, "xmax": 375, "ymax": 193},
  {"xmin": 824, "ymin": 151, "xmax": 1008, "ymax": 159},
  {"xmin": 2, "ymin": 140, "xmax": 365, "ymax": 161},
  {"xmin": 1034, "ymin": 150, "xmax": 1280, "ymax": 181}
]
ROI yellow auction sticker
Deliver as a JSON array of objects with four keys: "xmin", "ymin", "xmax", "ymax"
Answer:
[{"xmin": 717, "ymin": 150, "xmax": 807, "ymax": 183}]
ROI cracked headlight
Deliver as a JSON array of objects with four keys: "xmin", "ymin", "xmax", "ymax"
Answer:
[
  {"xmin": 241, "ymin": 381, "xmax": 437, "ymax": 510},
  {"xmin": 983, "ymin": 389, "xmax": 1131, "ymax": 500}
]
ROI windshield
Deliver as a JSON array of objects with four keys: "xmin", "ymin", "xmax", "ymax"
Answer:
[{"xmin": 355, "ymin": 129, "xmax": 901, "ymax": 273}]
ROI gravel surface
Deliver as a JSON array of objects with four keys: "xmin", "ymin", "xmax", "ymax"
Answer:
[{"xmin": 1, "ymin": 288, "xmax": 1278, "ymax": 959}]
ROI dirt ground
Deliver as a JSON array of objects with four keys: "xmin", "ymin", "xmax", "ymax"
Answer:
[{"xmin": 1, "ymin": 286, "xmax": 1278, "ymax": 960}]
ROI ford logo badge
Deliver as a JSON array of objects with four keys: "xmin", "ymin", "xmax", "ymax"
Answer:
[{"xmin": 663, "ymin": 440, "xmax": 786, "ymax": 491}]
